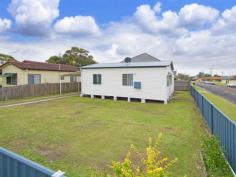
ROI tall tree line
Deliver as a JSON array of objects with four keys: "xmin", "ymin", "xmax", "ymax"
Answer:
[{"xmin": 47, "ymin": 47, "xmax": 96, "ymax": 67}]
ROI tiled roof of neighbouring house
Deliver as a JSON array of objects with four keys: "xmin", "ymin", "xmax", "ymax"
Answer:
[{"xmin": 2, "ymin": 60, "xmax": 79, "ymax": 72}]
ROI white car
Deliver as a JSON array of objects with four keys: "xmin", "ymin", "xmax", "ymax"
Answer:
[{"xmin": 227, "ymin": 83, "xmax": 236, "ymax": 88}]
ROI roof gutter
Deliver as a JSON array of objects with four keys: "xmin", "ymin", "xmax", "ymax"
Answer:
[{"xmin": 80, "ymin": 65, "xmax": 170, "ymax": 69}]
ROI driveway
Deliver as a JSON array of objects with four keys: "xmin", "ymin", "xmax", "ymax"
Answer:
[{"xmin": 195, "ymin": 82, "xmax": 236, "ymax": 104}]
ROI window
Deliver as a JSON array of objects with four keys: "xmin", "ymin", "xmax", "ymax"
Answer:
[
  {"xmin": 6, "ymin": 75, "xmax": 17, "ymax": 85},
  {"xmin": 93, "ymin": 74, "xmax": 102, "ymax": 85},
  {"xmin": 61, "ymin": 75, "xmax": 64, "ymax": 80},
  {"xmin": 167, "ymin": 74, "xmax": 172, "ymax": 87},
  {"xmin": 122, "ymin": 74, "xmax": 133, "ymax": 86},
  {"xmin": 70, "ymin": 76, "xmax": 77, "ymax": 82},
  {"xmin": 28, "ymin": 74, "xmax": 41, "ymax": 85}
]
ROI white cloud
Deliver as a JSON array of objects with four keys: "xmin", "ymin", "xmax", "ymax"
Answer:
[
  {"xmin": 153, "ymin": 2, "xmax": 161, "ymax": 13},
  {"xmin": 179, "ymin": 3, "xmax": 219, "ymax": 28},
  {"xmin": 54, "ymin": 16, "xmax": 100, "ymax": 36},
  {"xmin": 8, "ymin": 0, "xmax": 60, "ymax": 36},
  {"xmin": 134, "ymin": 4, "xmax": 174, "ymax": 35},
  {"xmin": 0, "ymin": 18, "xmax": 11, "ymax": 32},
  {"xmin": 1, "ymin": 1, "xmax": 236, "ymax": 75},
  {"xmin": 134, "ymin": 4, "xmax": 157, "ymax": 32},
  {"xmin": 212, "ymin": 5, "xmax": 236, "ymax": 34},
  {"xmin": 134, "ymin": 3, "xmax": 219, "ymax": 35},
  {"xmin": 134, "ymin": 3, "xmax": 186, "ymax": 36}
]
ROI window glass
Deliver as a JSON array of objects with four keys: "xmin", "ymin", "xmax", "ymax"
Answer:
[
  {"xmin": 122, "ymin": 74, "xmax": 133, "ymax": 86},
  {"xmin": 70, "ymin": 76, "xmax": 77, "ymax": 82},
  {"xmin": 122, "ymin": 74, "xmax": 127, "ymax": 85},
  {"xmin": 6, "ymin": 75, "xmax": 17, "ymax": 85},
  {"xmin": 34, "ymin": 75, "xmax": 41, "ymax": 84},
  {"xmin": 127, "ymin": 74, "xmax": 133, "ymax": 86},
  {"xmin": 6, "ymin": 77, "xmax": 12, "ymax": 84},
  {"xmin": 93, "ymin": 74, "xmax": 102, "ymax": 84},
  {"xmin": 12, "ymin": 75, "xmax": 17, "ymax": 85},
  {"xmin": 167, "ymin": 74, "xmax": 172, "ymax": 87},
  {"xmin": 28, "ymin": 75, "xmax": 34, "ymax": 84},
  {"xmin": 93, "ymin": 74, "xmax": 97, "ymax": 84},
  {"xmin": 98, "ymin": 74, "xmax": 101, "ymax": 84},
  {"xmin": 28, "ymin": 74, "xmax": 41, "ymax": 85}
]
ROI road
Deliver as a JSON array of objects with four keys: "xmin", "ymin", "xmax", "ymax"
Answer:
[{"xmin": 195, "ymin": 82, "xmax": 236, "ymax": 104}]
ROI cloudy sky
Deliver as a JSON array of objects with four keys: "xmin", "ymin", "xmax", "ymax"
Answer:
[{"xmin": 0, "ymin": 0, "xmax": 236, "ymax": 75}]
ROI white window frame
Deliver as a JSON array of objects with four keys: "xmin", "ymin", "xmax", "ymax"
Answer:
[
  {"xmin": 93, "ymin": 74, "xmax": 102, "ymax": 85},
  {"xmin": 122, "ymin": 74, "xmax": 133, "ymax": 86}
]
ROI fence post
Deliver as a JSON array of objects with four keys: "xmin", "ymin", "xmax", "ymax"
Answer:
[
  {"xmin": 59, "ymin": 80, "xmax": 62, "ymax": 95},
  {"xmin": 233, "ymin": 126, "xmax": 236, "ymax": 172},
  {"xmin": 211, "ymin": 104, "xmax": 214, "ymax": 134},
  {"xmin": 4, "ymin": 87, "xmax": 7, "ymax": 100},
  {"xmin": 0, "ymin": 88, "xmax": 2, "ymax": 101},
  {"xmin": 202, "ymin": 96, "xmax": 204, "ymax": 116}
]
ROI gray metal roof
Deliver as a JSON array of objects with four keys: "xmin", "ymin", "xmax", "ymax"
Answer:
[
  {"xmin": 81, "ymin": 61, "xmax": 173, "ymax": 69},
  {"xmin": 121, "ymin": 53, "xmax": 160, "ymax": 63},
  {"xmin": 131, "ymin": 53, "xmax": 160, "ymax": 62}
]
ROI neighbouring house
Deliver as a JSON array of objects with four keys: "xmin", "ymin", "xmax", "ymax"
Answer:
[
  {"xmin": 199, "ymin": 76, "xmax": 222, "ymax": 82},
  {"xmin": 222, "ymin": 76, "xmax": 236, "ymax": 85},
  {"xmin": 0, "ymin": 60, "xmax": 79, "ymax": 87},
  {"xmin": 80, "ymin": 53, "xmax": 174, "ymax": 104}
]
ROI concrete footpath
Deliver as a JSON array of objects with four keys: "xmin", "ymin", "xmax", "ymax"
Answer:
[{"xmin": 0, "ymin": 94, "xmax": 78, "ymax": 109}]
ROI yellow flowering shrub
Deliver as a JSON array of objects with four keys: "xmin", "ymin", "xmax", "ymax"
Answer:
[{"xmin": 108, "ymin": 134, "xmax": 177, "ymax": 177}]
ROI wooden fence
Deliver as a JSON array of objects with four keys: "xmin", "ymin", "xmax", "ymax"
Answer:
[
  {"xmin": 0, "ymin": 82, "xmax": 79, "ymax": 100},
  {"xmin": 174, "ymin": 80, "xmax": 190, "ymax": 91}
]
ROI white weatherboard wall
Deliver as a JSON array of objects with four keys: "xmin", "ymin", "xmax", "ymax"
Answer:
[
  {"xmin": 167, "ymin": 66, "xmax": 175, "ymax": 99},
  {"xmin": 81, "ymin": 67, "xmax": 174, "ymax": 103}
]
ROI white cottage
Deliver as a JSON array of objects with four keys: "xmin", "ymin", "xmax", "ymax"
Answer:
[{"xmin": 80, "ymin": 53, "xmax": 174, "ymax": 104}]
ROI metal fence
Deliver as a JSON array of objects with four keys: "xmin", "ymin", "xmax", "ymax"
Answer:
[
  {"xmin": 0, "ymin": 147, "xmax": 65, "ymax": 177},
  {"xmin": 0, "ymin": 82, "xmax": 80, "ymax": 100},
  {"xmin": 190, "ymin": 86, "xmax": 236, "ymax": 173}
]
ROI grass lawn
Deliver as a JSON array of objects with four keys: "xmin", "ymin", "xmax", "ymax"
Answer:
[
  {"xmin": 194, "ymin": 86, "xmax": 236, "ymax": 122},
  {"xmin": 0, "ymin": 91, "xmax": 206, "ymax": 177}
]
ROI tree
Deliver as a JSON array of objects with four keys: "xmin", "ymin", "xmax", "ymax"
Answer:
[
  {"xmin": 0, "ymin": 53, "xmax": 15, "ymax": 62},
  {"xmin": 176, "ymin": 73, "xmax": 190, "ymax": 81},
  {"xmin": 197, "ymin": 72, "xmax": 211, "ymax": 78},
  {"xmin": 46, "ymin": 55, "xmax": 63, "ymax": 64},
  {"xmin": 47, "ymin": 47, "xmax": 96, "ymax": 67}
]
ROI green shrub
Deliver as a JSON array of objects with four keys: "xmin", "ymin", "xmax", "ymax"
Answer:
[
  {"xmin": 202, "ymin": 135, "xmax": 233, "ymax": 177},
  {"xmin": 93, "ymin": 134, "xmax": 178, "ymax": 177},
  {"xmin": 110, "ymin": 134, "xmax": 177, "ymax": 177}
]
